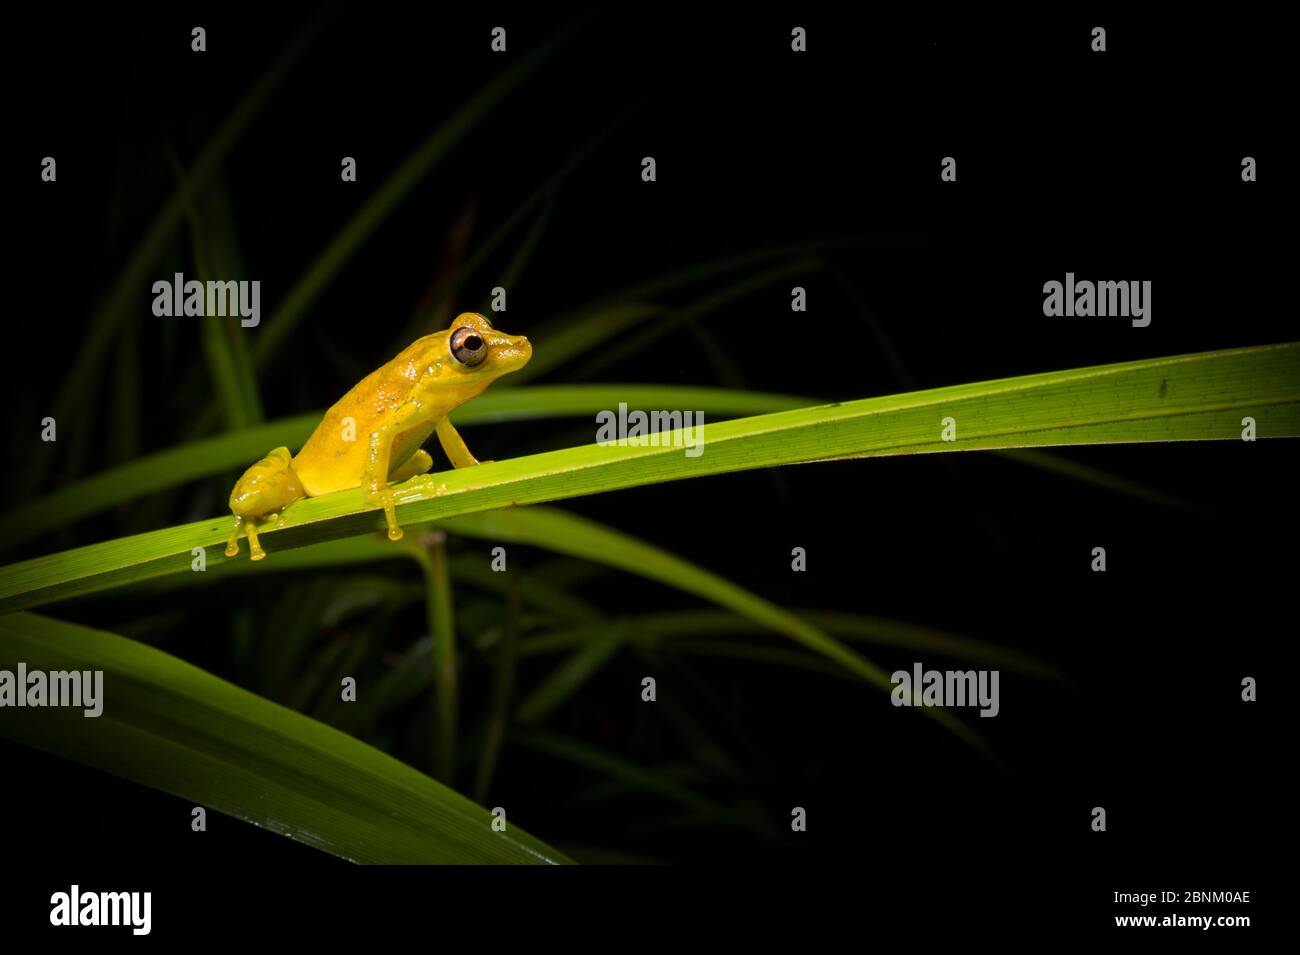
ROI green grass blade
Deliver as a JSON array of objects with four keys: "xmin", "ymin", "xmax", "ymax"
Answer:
[
  {"xmin": 0, "ymin": 612, "xmax": 569, "ymax": 864},
  {"xmin": 2, "ymin": 344, "xmax": 1296, "ymax": 614},
  {"xmin": 0, "ymin": 386, "xmax": 807, "ymax": 549}
]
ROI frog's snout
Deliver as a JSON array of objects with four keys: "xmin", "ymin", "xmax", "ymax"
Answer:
[{"xmin": 493, "ymin": 333, "xmax": 531, "ymax": 371}]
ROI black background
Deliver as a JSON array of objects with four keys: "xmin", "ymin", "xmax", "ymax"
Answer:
[{"xmin": 2, "ymin": 3, "xmax": 1288, "ymax": 938}]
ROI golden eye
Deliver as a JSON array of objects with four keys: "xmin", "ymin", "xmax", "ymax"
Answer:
[{"xmin": 449, "ymin": 326, "xmax": 488, "ymax": 366}]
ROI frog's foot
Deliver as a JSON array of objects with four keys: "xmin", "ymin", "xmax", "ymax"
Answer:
[
  {"xmin": 245, "ymin": 520, "xmax": 268, "ymax": 560},
  {"xmin": 366, "ymin": 486, "xmax": 405, "ymax": 542},
  {"xmin": 395, "ymin": 473, "xmax": 448, "ymax": 496},
  {"xmin": 224, "ymin": 515, "xmax": 269, "ymax": 560},
  {"xmin": 225, "ymin": 516, "xmax": 244, "ymax": 557}
]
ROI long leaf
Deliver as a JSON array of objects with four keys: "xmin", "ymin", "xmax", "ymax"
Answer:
[
  {"xmin": 0, "ymin": 385, "xmax": 806, "ymax": 549},
  {"xmin": 2, "ymin": 344, "xmax": 1296, "ymax": 613},
  {"xmin": 0, "ymin": 613, "xmax": 569, "ymax": 864}
]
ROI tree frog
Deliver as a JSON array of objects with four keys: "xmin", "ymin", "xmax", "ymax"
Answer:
[{"xmin": 224, "ymin": 312, "xmax": 531, "ymax": 560}]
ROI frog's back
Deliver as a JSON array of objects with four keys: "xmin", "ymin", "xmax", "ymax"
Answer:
[{"xmin": 291, "ymin": 339, "xmax": 442, "ymax": 496}]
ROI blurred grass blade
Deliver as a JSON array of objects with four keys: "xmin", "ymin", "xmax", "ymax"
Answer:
[
  {"xmin": 0, "ymin": 385, "xmax": 807, "ymax": 549},
  {"xmin": 25, "ymin": 23, "xmax": 318, "ymax": 496},
  {"xmin": 474, "ymin": 574, "xmax": 522, "ymax": 803},
  {"xmin": 0, "ymin": 412, "xmax": 317, "ymax": 550},
  {"xmin": 260, "ymin": 577, "xmax": 344, "ymax": 697},
  {"xmin": 665, "ymin": 641, "xmax": 849, "ymax": 678},
  {"xmin": 125, "ymin": 535, "xmax": 601, "ymax": 626},
  {"xmin": 511, "ymin": 256, "xmax": 825, "ymax": 386},
  {"xmin": 518, "ymin": 608, "xmax": 1058, "ymax": 680},
  {"xmin": 508, "ymin": 304, "xmax": 665, "ymax": 383},
  {"xmin": 396, "ymin": 199, "xmax": 478, "ymax": 350},
  {"xmin": 251, "ymin": 20, "xmax": 579, "ymax": 372},
  {"xmin": 171, "ymin": 169, "xmax": 264, "ymax": 430},
  {"xmin": 109, "ymin": 322, "xmax": 141, "ymax": 466},
  {"xmin": 433, "ymin": 509, "xmax": 990, "ymax": 751},
  {"xmin": 515, "ymin": 626, "xmax": 626, "ymax": 724},
  {"xmin": 393, "ymin": 125, "xmax": 615, "ymax": 351},
  {"xmin": 510, "ymin": 729, "xmax": 723, "ymax": 815},
  {"xmin": 0, "ymin": 612, "xmax": 569, "ymax": 864},
  {"xmin": 993, "ymin": 448, "xmax": 1194, "ymax": 510},
  {"xmin": 405, "ymin": 532, "xmax": 458, "ymax": 783},
  {"xmin": 574, "ymin": 257, "xmax": 826, "ymax": 382},
  {"xmin": 447, "ymin": 556, "xmax": 602, "ymax": 622},
  {"xmin": 479, "ymin": 198, "xmax": 555, "ymax": 314},
  {"xmin": 506, "ymin": 238, "xmax": 868, "ymax": 386},
  {"xmin": 2, "ymin": 343, "xmax": 1296, "ymax": 614}
]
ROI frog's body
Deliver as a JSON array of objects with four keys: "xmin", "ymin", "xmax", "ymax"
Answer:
[{"xmin": 225, "ymin": 312, "xmax": 531, "ymax": 560}]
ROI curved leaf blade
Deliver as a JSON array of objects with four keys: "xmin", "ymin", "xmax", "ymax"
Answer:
[
  {"xmin": 0, "ymin": 386, "xmax": 807, "ymax": 549},
  {"xmin": 0, "ymin": 612, "xmax": 569, "ymax": 864},
  {"xmin": 2, "ymin": 344, "xmax": 1296, "ymax": 612}
]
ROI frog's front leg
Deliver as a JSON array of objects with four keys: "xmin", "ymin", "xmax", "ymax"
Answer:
[
  {"xmin": 364, "ymin": 414, "xmax": 438, "ymax": 541},
  {"xmin": 365, "ymin": 414, "xmax": 486, "ymax": 541},
  {"xmin": 434, "ymin": 417, "xmax": 481, "ymax": 468}
]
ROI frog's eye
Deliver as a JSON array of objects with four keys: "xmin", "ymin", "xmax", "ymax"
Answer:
[{"xmin": 449, "ymin": 326, "xmax": 488, "ymax": 366}]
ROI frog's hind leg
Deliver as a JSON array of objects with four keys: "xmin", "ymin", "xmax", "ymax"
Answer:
[
  {"xmin": 387, "ymin": 448, "xmax": 434, "ymax": 484},
  {"xmin": 225, "ymin": 514, "xmax": 272, "ymax": 561},
  {"xmin": 226, "ymin": 446, "xmax": 306, "ymax": 561},
  {"xmin": 225, "ymin": 516, "xmax": 246, "ymax": 559}
]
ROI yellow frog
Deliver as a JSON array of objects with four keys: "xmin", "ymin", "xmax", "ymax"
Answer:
[{"xmin": 225, "ymin": 312, "xmax": 531, "ymax": 560}]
